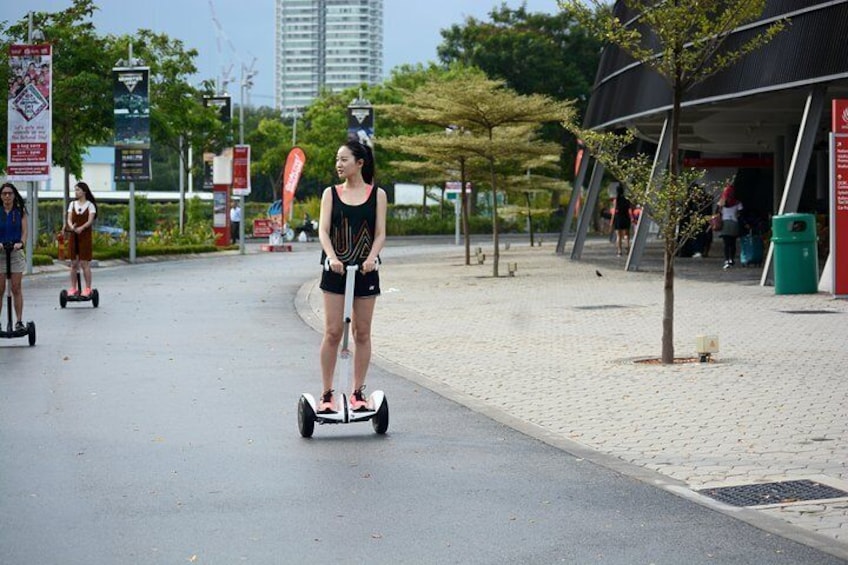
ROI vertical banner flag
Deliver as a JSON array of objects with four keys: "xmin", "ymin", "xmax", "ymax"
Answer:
[
  {"xmin": 7, "ymin": 44, "xmax": 52, "ymax": 180},
  {"xmin": 113, "ymin": 66, "xmax": 151, "ymax": 181},
  {"xmin": 282, "ymin": 147, "xmax": 306, "ymax": 221},
  {"xmin": 202, "ymin": 95, "xmax": 232, "ymax": 189},
  {"xmin": 830, "ymin": 99, "xmax": 848, "ymax": 297},
  {"xmin": 232, "ymin": 145, "xmax": 251, "ymax": 196}
]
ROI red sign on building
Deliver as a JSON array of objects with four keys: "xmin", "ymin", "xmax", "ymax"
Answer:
[{"xmin": 831, "ymin": 99, "xmax": 848, "ymax": 297}]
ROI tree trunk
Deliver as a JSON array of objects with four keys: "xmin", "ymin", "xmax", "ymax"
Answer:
[
  {"xmin": 661, "ymin": 59, "xmax": 684, "ymax": 364},
  {"xmin": 662, "ymin": 240, "xmax": 675, "ymax": 364},
  {"xmin": 461, "ymin": 157, "xmax": 471, "ymax": 266}
]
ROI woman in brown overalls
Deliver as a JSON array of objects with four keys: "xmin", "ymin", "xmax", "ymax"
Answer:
[{"xmin": 66, "ymin": 181, "xmax": 97, "ymax": 297}]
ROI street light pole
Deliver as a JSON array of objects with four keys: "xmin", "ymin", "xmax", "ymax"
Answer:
[{"xmin": 237, "ymin": 64, "xmax": 256, "ymax": 255}]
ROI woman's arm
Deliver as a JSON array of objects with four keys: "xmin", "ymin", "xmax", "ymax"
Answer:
[
  {"xmin": 318, "ymin": 187, "xmax": 343, "ymax": 273},
  {"xmin": 362, "ymin": 188, "xmax": 387, "ymax": 273},
  {"xmin": 77, "ymin": 204, "xmax": 96, "ymax": 231},
  {"xmin": 17, "ymin": 210, "xmax": 27, "ymax": 249}
]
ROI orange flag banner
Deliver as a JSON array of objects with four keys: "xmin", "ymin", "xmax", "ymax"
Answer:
[{"xmin": 282, "ymin": 147, "xmax": 306, "ymax": 221}]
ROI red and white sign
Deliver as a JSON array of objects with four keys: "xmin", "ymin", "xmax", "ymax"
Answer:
[
  {"xmin": 232, "ymin": 144, "xmax": 251, "ymax": 196},
  {"xmin": 252, "ymin": 218, "xmax": 273, "ymax": 237},
  {"xmin": 282, "ymin": 147, "xmax": 306, "ymax": 221},
  {"xmin": 7, "ymin": 44, "xmax": 52, "ymax": 180},
  {"xmin": 831, "ymin": 99, "xmax": 848, "ymax": 297}
]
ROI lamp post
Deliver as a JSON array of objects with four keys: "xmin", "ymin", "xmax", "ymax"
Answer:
[
  {"xmin": 238, "ymin": 64, "xmax": 257, "ymax": 255},
  {"xmin": 24, "ymin": 12, "xmax": 45, "ymax": 275}
]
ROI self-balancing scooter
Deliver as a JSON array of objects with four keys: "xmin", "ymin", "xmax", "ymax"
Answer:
[
  {"xmin": 59, "ymin": 268, "xmax": 99, "ymax": 308},
  {"xmin": 0, "ymin": 242, "xmax": 36, "ymax": 346},
  {"xmin": 298, "ymin": 263, "xmax": 389, "ymax": 438}
]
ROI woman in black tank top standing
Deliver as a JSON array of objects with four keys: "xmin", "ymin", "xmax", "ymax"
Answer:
[{"xmin": 317, "ymin": 140, "xmax": 387, "ymax": 413}]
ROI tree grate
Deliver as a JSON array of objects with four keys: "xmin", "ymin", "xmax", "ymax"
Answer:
[{"xmin": 698, "ymin": 480, "xmax": 848, "ymax": 507}]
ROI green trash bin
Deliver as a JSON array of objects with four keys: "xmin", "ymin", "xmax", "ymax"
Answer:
[{"xmin": 771, "ymin": 213, "xmax": 818, "ymax": 294}]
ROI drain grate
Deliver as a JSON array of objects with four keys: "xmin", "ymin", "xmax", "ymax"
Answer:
[
  {"xmin": 573, "ymin": 304, "xmax": 629, "ymax": 310},
  {"xmin": 698, "ymin": 480, "xmax": 848, "ymax": 507},
  {"xmin": 779, "ymin": 309, "xmax": 841, "ymax": 315}
]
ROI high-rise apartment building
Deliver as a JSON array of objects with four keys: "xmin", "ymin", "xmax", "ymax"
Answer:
[{"xmin": 275, "ymin": 0, "xmax": 383, "ymax": 113}]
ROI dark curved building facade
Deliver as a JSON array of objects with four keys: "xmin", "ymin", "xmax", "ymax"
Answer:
[{"xmin": 574, "ymin": 0, "xmax": 848, "ymax": 278}]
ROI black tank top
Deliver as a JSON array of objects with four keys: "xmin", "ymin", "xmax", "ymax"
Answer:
[{"xmin": 320, "ymin": 184, "xmax": 378, "ymax": 266}]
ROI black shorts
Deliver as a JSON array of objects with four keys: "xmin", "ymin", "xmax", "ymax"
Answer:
[{"xmin": 319, "ymin": 268, "xmax": 381, "ymax": 297}]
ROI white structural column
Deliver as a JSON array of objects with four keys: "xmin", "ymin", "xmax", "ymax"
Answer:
[
  {"xmin": 760, "ymin": 86, "xmax": 825, "ymax": 286},
  {"xmin": 556, "ymin": 152, "xmax": 591, "ymax": 255},
  {"xmin": 626, "ymin": 114, "xmax": 671, "ymax": 272},
  {"xmin": 570, "ymin": 160, "xmax": 605, "ymax": 260}
]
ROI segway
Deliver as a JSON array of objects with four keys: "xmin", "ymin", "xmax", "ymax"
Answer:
[
  {"xmin": 59, "ymin": 269, "xmax": 99, "ymax": 308},
  {"xmin": 298, "ymin": 263, "xmax": 389, "ymax": 438},
  {"xmin": 0, "ymin": 242, "xmax": 35, "ymax": 346}
]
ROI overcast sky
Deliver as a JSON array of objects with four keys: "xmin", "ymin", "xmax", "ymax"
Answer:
[{"xmin": 2, "ymin": 0, "xmax": 560, "ymax": 106}]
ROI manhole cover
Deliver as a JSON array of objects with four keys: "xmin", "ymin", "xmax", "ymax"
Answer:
[
  {"xmin": 573, "ymin": 304, "xmax": 628, "ymax": 310},
  {"xmin": 779, "ymin": 310, "xmax": 841, "ymax": 315},
  {"xmin": 698, "ymin": 480, "xmax": 848, "ymax": 507}
]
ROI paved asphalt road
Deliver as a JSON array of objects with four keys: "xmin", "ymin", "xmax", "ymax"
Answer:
[{"xmin": 1, "ymin": 246, "xmax": 844, "ymax": 564}]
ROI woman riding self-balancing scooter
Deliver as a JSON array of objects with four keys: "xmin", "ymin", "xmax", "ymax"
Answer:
[
  {"xmin": 0, "ymin": 182, "xmax": 35, "ymax": 345},
  {"xmin": 60, "ymin": 181, "xmax": 99, "ymax": 308},
  {"xmin": 1, "ymin": 241, "xmax": 36, "ymax": 346},
  {"xmin": 298, "ymin": 263, "xmax": 388, "ymax": 437}
]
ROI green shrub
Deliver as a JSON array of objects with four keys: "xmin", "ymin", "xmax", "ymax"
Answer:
[{"xmin": 119, "ymin": 195, "xmax": 157, "ymax": 232}]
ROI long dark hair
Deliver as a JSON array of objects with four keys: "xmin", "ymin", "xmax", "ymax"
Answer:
[
  {"xmin": 0, "ymin": 182, "xmax": 26, "ymax": 215},
  {"xmin": 75, "ymin": 181, "xmax": 97, "ymax": 206},
  {"xmin": 344, "ymin": 140, "xmax": 375, "ymax": 185}
]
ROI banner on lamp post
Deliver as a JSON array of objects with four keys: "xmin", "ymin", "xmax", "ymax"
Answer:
[
  {"xmin": 113, "ymin": 66, "xmax": 151, "ymax": 181},
  {"xmin": 232, "ymin": 144, "xmax": 251, "ymax": 196},
  {"xmin": 282, "ymin": 147, "xmax": 306, "ymax": 221},
  {"xmin": 6, "ymin": 44, "xmax": 52, "ymax": 180},
  {"xmin": 830, "ymin": 99, "xmax": 848, "ymax": 297},
  {"xmin": 202, "ymin": 95, "xmax": 232, "ymax": 189}
]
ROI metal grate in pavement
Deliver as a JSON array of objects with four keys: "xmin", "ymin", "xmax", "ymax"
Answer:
[
  {"xmin": 573, "ymin": 304, "xmax": 629, "ymax": 310},
  {"xmin": 779, "ymin": 309, "xmax": 842, "ymax": 315},
  {"xmin": 698, "ymin": 480, "xmax": 848, "ymax": 507}
]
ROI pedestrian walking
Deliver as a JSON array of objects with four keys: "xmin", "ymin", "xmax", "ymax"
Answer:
[
  {"xmin": 717, "ymin": 184, "xmax": 743, "ymax": 269},
  {"xmin": 230, "ymin": 199, "xmax": 242, "ymax": 243}
]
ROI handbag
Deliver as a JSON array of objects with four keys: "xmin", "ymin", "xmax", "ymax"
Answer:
[{"xmin": 709, "ymin": 213, "xmax": 723, "ymax": 232}]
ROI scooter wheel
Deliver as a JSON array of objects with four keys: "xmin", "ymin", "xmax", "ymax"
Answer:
[
  {"xmin": 91, "ymin": 289, "xmax": 100, "ymax": 308},
  {"xmin": 372, "ymin": 397, "xmax": 389, "ymax": 435},
  {"xmin": 297, "ymin": 396, "xmax": 315, "ymax": 438},
  {"xmin": 59, "ymin": 290, "xmax": 68, "ymax": 308},
  {"xmin": 27, "ymin": 321, "xmax": 36, "ymax": 346}
]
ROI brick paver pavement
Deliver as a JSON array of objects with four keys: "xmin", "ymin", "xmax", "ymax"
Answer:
[{"xmin": 300, "ymin": 236, "xmax": 848, "ymax": 557}]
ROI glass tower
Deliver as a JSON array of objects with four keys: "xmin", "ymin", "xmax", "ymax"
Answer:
[{"xmin": 275, "ymin": 0, "xmax": 383, "ymax": 113}]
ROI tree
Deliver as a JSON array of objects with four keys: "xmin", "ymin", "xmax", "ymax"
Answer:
[
  {"xmin": 382, "ymin": 72, "xmax": 572, "ymax": 276},
  {"xmin": 380, "ymin": 129, "xmax": 486, "ymax": 264},
  {"xmin": 560, "ymin": 0, "xmax": 784, "ymax": 364},
  {"xmin": 111, "ymin": 30, "xmax": 230, "ymax": 230},
  {"xmin": 437, "ymin": 4, "xmax": 603, "ymax": 191},
  {"xmin": 1, "ymin": 0, "xmax": 113, "ymax": 207},
  {"xmin": 291, "ymin": 64, "xmax": 456, "ymax": 200}
]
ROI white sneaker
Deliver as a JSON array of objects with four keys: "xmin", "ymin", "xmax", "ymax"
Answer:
[{"xmin": 693, "ymin": 252, "xmax": 702, "ymax": 258}]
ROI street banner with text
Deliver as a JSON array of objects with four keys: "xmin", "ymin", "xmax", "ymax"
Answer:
[
  {"xmin": 113, "ymin": 66, "xmax": 151, "ymax": 181},
  {"xmin": 7, "ymin": 44, "xmax": 52, "ymax": 180},
  {"xmin": 232, "ymin": 145, "xmax": 251, "ymax": 196},
  {"xmin": 830, "ymin": 99, "xmax": 848, "ymax": 297}
]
